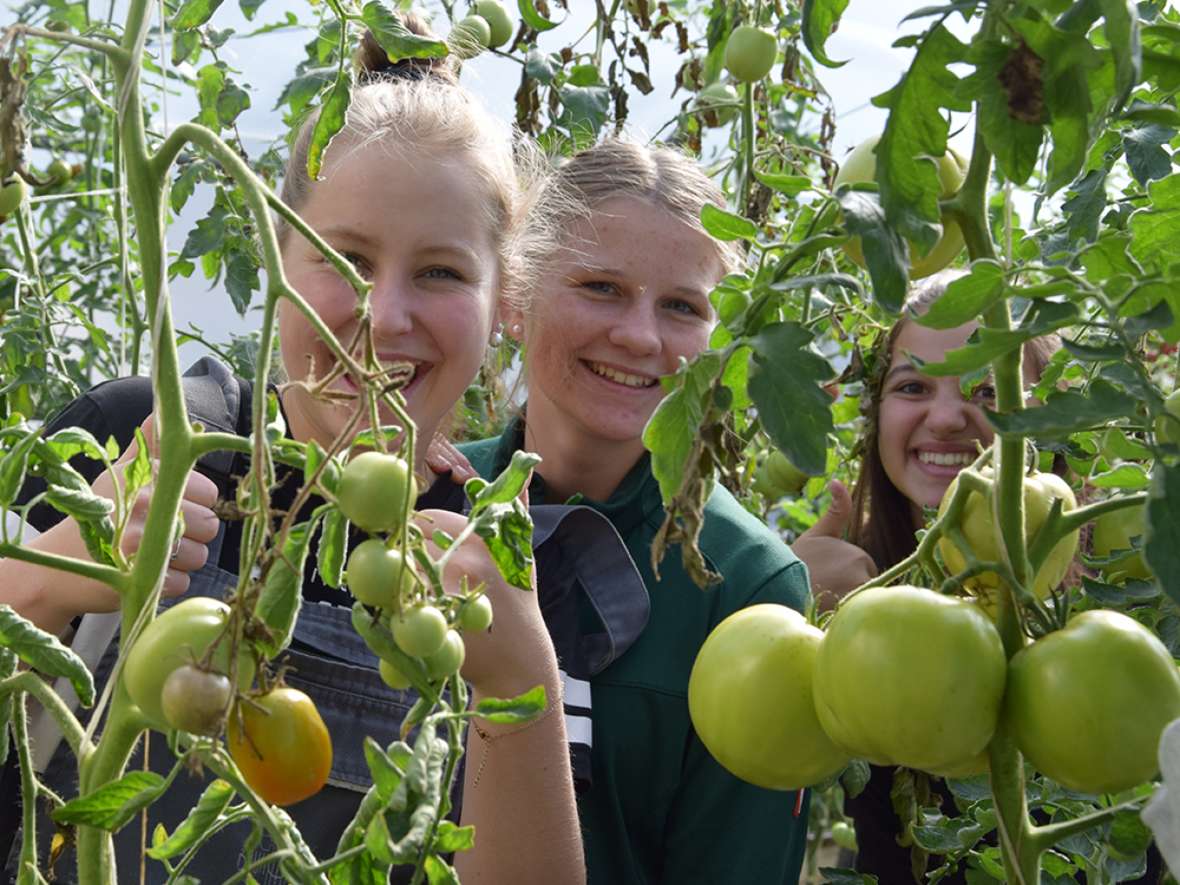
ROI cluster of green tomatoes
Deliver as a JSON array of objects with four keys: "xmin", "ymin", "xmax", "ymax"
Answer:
[{"xmin": 689, "ymin": 469, "xmax": 1180, "ymax": 797}]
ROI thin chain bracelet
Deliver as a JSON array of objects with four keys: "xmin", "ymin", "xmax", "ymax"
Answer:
[{"xmin": 469, "ymin": 695, "xmax": 562, "ymax": 788}]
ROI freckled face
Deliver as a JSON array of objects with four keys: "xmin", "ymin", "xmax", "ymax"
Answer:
[
  {"xmin": 278, "ymin": 143, "xmax": 499, "ymax": 457},
  {"xmin": 514, "ymin": 196, "xmax": 723, "ymax": 454}
]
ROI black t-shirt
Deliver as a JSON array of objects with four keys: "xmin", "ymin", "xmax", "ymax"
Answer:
[{"xmin": 14, "ymin": 372, "xmax": 459, "ymax": 606}]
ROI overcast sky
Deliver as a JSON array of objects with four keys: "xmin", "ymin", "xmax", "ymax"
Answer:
[{"xmin": 159, "ymin": 0, "xmax": 966, "ymax": 366}]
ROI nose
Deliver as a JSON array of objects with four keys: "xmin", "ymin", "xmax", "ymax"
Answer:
[
  {"xmin": 368, "ymin": 275, "xmax": 414, "ymax": 338},
  {"xmin": 607, "ymin": 300, "xmax": 661, "ymax": 357},
  {"xmin": 925, "ymin": 384, "xmax": 971, "ymax": 436}
]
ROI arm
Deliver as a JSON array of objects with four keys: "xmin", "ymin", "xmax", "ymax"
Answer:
[{"xmin": 415, "ymin": 508, "xmax": 585, "ymax": 885}]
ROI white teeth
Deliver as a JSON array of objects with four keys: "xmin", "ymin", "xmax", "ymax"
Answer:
[
  {"xmin": 917, "ymin": 451, "xmax": 973, "ymax": 466},
  {"xmin": 587, "ymin": 362, "xmax": 655, "ymax": 389}
]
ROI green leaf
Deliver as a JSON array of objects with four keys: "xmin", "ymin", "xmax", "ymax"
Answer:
[
  {"xmin": 835, "ymin": 189, "xmax": 907, "ymax": 313},
  {"xmin": 317, "ymin": 506, "xmax": 346, "ymax": 589},
  {"xmin": 53, "ymin": 770, "xmax": 170, "ymax": 831},
  {"xmin": 216, "ymin": 80, "xmax": 251, "ymax": 128},
  {"xmin": 699, "ymin": 204, "xmax": 758, "ymax": 242},
  {"xmin": 915, "ymin": 260, "xmax": 1005, "ymax": 329},
  {"xmin": 1123, "ymin": 124, "xmax": 1176, "ymax": 185},
  {"xmin": 238, "ymin": 0, "xmax": 265, "ymax": 20},
  {"xmin": 518, "ymin": 0, "xmax": 559, "ymax": 32},
  {"xmin": 1130, "ymin": 173, "xmax": 1180, "ymax": 269},
  {"xmin": 0, "ymin": 428, "xmax": 42, "ymax": 508},
  {"xmin": 1089, "ymin": 462, "xmax": 1150, "ymax": 490},
  {"xmin": 363, "ymin": 736, "xmax": 404, "ymax": 802},
  {"xmin": 431, "ymin": 820, "xmax": 475, "ymax": 854},
  {"xmin": 1061, "ymin": 169, "xmax": 1108, "ymax": 244},
  {"xmin": 274, "ymin": 67, "xmax": 335, "ymax": 117},
  {"xmin": 472, "ymin": 500, "xmax": 534, "ymax": 592},
  {"xmin": 172, "ymin": 0, "xmax": 226, "ymax": 30},
  {"xmin": 754, "ymin": 172, "xmax": 812, "ymax": 196},
  {"xmin": 171, "ymin": 163, "xmax": 201, "ymax": 214},
  {"xmin": 254, "ymin": 518, "xmax": 316, "ymax": 658},
  {"xmin": 801, "ymin": 0, "xmax": 850, "ymax": 68},
  {"xmin": 1098, "ymin": 0, "xmax": 1141, "ymax": 112},
  {"xmin": 1147, "ymin": 462, "xmax": 1180, "ymax": 607},
  {"xmin": 472, "ymin": 684, "xmax": 547, "ymax": 724},
  {"xmin": 196, "ymin": 64, "xmax": 226, "ymax": 130},
  {"xmin": 524, "ymin": 49, "xmax": 558, "ymax": 84},
  {"xmin": 748, "ymin": 322, "xmax": 835, "ymax": 476},
  {"xmin": 988, "ymin": 380, "xmax": 1137, "ymax": 439},
  {"xmin": 643, "ymin": 352, "xmax": 723, "ymax": 503},
  {"xmin": 307, "ymin": 73, "xmax": 353, "ymax": 181},
  {"xmin": 424, "ymin": 855, "xmax": 461, "ymax": 885},
  {"xmin": 180, "ymin": 205, "xmax": 229, "ymax": 259},
  {"xmin": 361, "ymin": 0, "xmax": 449, "ymax": 61},
  {"xmin": 468, "ymin": 449, "xmax": 541, "ymax": 517},
  {"xmin": 0, "ymin": 605, "xmax": 95, "ymax": 705},
  {"xmin": 556, "ymin": 85, "xmax": 610, "ymax": 136},
  {"xmin": 872, "ymin": 25, "xmax": 970, "ymax": 253},
  {"xmin": 146, "ymin": 779, "xmax": 234, "ymax": 859},
  {"xmin": 917, "ymin": 301, "xmax": 1078, "ymax": 377},
  {"xmin": 224, "ymin": 250, "xmax": 259, "ymax": 315}
]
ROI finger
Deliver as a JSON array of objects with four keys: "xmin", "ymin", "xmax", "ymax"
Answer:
[
  {"xmin": 169, "ymin": 537, "xmax": 211, "ymax": 573},
  {"xmin": 179, "ymin": 499, "xmax": 220, "ymax": 544},
  {"xmin": 162, "ymin": 568, "xmax": 191, "ymax": 598},
  {"xmin": 801, "ymin": 480, "xmax": 853, "ymax": 540},
  {"xmin": 183, "ymin": 469, "xmax": 219, "ymax": 509}
]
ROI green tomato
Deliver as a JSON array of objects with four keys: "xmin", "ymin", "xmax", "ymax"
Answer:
[
  {"xmin": 378, "ymin": 656, "xmax": 413, "ymax": 691},
  {"xmin": 937, "ymin": 468, "xmax": 1079, "ymax": 613},
  {"xmin": 345, "ymin": 538, "xmax": 416, "ymax": 608},
  {"xmin": 0, "ymin": 177, "xmax": 27, "ymax": 219},
  {"xmin": 834, "ymin": 135, "xmax": 968, "ymax": 279},
  {"xmin": 160, "ymin": 664, "xmax": 232, "ymax": 736},
  {"xmin": 424, "ymin": 629, "xmax": 466, "ymax": 680},
  {"xmin": 457, "ymin": 594, "xmax": 494, "ymax": 633},
  {"xmin": 1005, "ymin": 609, "xmax": 1180, "ymax": 794},
  {"xmin": 1091, "ymin": 504, "xmax": 1152, "ymax": 582},
  {"xmin": 696, "ymin": 82, "xmax": 739, "ymax": 127},
  {"xmin": 689, "ymin": 604, "xmax": 850, "ymax": 790},
  {"xmin": 473, "ymin": 0, "xmax": 513, "ymax": 48},
  {"xmin": 724, "ymin": 25, "xmax": 777, "ymax": 83},
  {"xmin": 813, "ymin": 586, "xmax": 1006, "ymax": 773},
  {"xmin": 122, "ymin": 597, "xmax": 255, "ymax": 732},
  {"xmin": 450, "ymin": 14, "xmax": 491, "ymax": 56},
  {"xmin": 1156, "ymin": 390, "xmax": 1180, "ymax": 445},
  {"xmin": 337, "ymin": 451, "xmax": 417, "ymax": 534},
  {"xmin": 47, "ymin": 159, "xmax": 72, "ymax": 183},
  {"xmin": 831, "ymin": 821, "xmax": 858, "ymax": 851},
  {"xmin": 392, "ymin": 604, "xmax": 448, "ymax": 657}
]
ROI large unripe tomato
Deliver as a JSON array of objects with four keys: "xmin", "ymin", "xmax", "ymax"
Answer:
[
  {"xmin": 813, "ymin": 586, "xmax": 1007, "ymax": 773},
  {"xmin": 1091, "ymin": 504, "xmax": 1152, "ymax": 582},
  {"xmin": 337, "ymin": 451, "xmax": 416, "ymax": 534},
  {"xmin": 695, "ymin": 82, "xmax": 739, "ymax": 127},
  {"xmin": 688, "ymin": 604, "xmax": 849, "ymax": 790},
  {"xmin": 937, "ymin": 469, "xmax": 1079, "ymax": 611},
  {"xmin": 123, "ymin": 597, "xmax": 255, "ymax": 732},
  {"xmin": 473, "ymin": 0, "xmax": 513, "ymax": 48},
  {"xmin": 228, "ymin": 687, "xmax": 332, "ymax": 806},
  {"xmin": 834, "ymin": 135, "xmax": 968, "ymax": 279},
  {"xmin": 724, "ymin": 25, "xmax": 777, "ymax": 83},
  {"xmin": 1005, "ymin": 610, "xmax": 1180, "ymax": 794},
  {"xmin": 392, "ymin": 604, "xmax": 448, "ymax": 657},
  {"xmin": 345, "ymin": 539, "xmax": 415, "ymax": 608},
  {"xmin": 423, "ymin": 629, "xmax": 466, "ymax": 681}
]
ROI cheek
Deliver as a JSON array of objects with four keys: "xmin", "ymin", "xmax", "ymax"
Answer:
[{"xmin": 876, "ymin": 401, "xmax": 913, "ymax": 465}]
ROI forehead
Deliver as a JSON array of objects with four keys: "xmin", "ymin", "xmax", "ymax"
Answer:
[{"xmin": 891, "ymin": 319, "xmax": 979, "ymax": 367}]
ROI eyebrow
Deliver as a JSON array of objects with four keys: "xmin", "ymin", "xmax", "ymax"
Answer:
[
  {"xmin": 884, "ymin": 361, "xmax": 918, "ymax": 382},
  {"xmin": 315, "ymin": 229, "xmax": 483, "ymax": 266},
  {"xmin": 316, "ymin": 226, "xmax": 382, "ymax": 250}
]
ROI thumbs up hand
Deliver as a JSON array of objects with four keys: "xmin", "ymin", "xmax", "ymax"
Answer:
[{"xmin": 791, "ymin": 480, "xmax": 878, "ymax": 611}]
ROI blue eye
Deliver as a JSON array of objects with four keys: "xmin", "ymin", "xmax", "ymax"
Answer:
[{"xmin": 423, "ymin": 267, "xmax": 462, "ymax": 281}]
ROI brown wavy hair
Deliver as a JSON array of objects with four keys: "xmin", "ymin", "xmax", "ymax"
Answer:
[{"xmin": 847, "ymin": 270, "xmax": 1062, "ymax": 571}]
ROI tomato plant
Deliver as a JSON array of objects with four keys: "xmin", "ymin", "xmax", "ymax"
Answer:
[
  {"xmin": 457, "ymin": 594, "xmax": 494, "ymax": 633},
  {"xmin": 423, "ymin": 629, "xmax": 466, "ymax": 681},
  {"xmin": 160, "ymin": 664, "xmax": 232, "ymax": 736},
  {"xmin": 724, "ymin": 25, "xmax": 777, "ymax": 84},
  {"xmin": 689, "ymin": 604, "xmax": 849, "ymax": 790},
  {"xmin": 1091, "ymin": 504, "xmax": 1152, "ymax": 582},
  {"xmin": 813, "ymin": 586, "xmax": 1007, "ymax": 774},
  {"xmin": 472, "ymin": 0, "xmax": 513, "ymax": 49},
  {"xmin": 1006, "ymin": 610, "xmax": 1180, "ymax": 795},
  {"xmin": 227, "ymin": 686, "xmax": 333, "ymax": 806},
  {"xmin": 122, "ymin": 597, "xmax": 255, "ymax": 732},
  {"xmin": 346, "ymin": 538, "xmax": 416, "ymax": 608},
  {"xmin": 392, "ymin": 604, "xmax": 449, "ymax": 658}
]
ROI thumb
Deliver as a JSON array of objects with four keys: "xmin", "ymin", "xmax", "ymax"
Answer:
[
  {"xmin": 116, "ymin": 414, "xmax": 157, "ymax": 464},
  {"xmin": 803, "ymin": 480, "xmax": 853, "ymax": 539}
]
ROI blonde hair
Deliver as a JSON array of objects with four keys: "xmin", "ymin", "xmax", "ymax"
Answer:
[
  {"xmin": 277, "ymin": 14, "xmax": 533, "ymax": 303},
  {"xmin": 519, "ymin": 138, "xmax": 741, "ymax": 304}
]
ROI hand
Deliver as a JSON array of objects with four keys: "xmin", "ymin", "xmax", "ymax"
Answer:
[
  {"xmin": 425, "ymin": 433, "xmax": 478, "ymax": 484},
  {"xmin": 415, "ymin": 486, "xmax": 558, "ymax": 700},
  {"xmin": 31, "ymin": 416, "xmax": 221, "ymax": 623},
  {"xmin": 791, "ymin": 480, "xmax": 878, "ymax": 611}
]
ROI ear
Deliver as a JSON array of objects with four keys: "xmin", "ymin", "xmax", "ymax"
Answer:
[{"xmin": 498, "ymin": 303, "xmax": 526, "ymax": 343}]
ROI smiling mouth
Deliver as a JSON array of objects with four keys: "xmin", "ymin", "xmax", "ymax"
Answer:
[
  {"xmin": 916, "ymin": 450, "xmax": 974, "ymax": 467},
  {"xmin": 585, "ymin": 360, "xmax": 658, "ymax": 389},
  {"xmin": 341, "ymin": 361, "xmax": 428, "ymax": 395}
]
